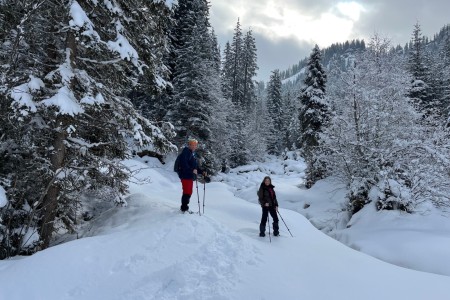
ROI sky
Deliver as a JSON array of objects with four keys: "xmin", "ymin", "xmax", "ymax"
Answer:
[{"xmin": 208, "ymin": 0, "xmax": 450, "ymax": 81}]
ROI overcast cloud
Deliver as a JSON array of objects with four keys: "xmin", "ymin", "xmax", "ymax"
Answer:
[{"xmin": 209, "ymin": 0, "xmax": 450, "ymax": 81}]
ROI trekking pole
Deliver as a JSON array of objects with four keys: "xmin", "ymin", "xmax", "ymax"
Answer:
[
  {"xmin": 195, "ymin": 178, "xmax": 201, "ymax": 216},
  {"xmin": 202, "ymin": 180, "xmax": 206, "ymax": 214},
  {"xmin": 267, "ymin": 213, "xmax": 272, "ymax": 243},
  {"xmin": 277, "ymin": 210, "xmax": 293, "ymax": 237}
]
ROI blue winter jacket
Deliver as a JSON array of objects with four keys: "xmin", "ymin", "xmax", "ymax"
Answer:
[{"xmin": 179, "ymin": 146, "xmax": 202, "ymax": 180}]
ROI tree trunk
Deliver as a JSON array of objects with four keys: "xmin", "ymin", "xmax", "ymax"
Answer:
[
  {"xmin": 39, "ymin": 123, "xmax": 66, "ymax": 248},
  {"xmin": 39, "ymin": 30, "xmax": 76, "ymax": 249}
]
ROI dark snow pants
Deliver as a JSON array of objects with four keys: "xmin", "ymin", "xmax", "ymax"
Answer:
[{"xmin": 260, "ymin": 206, "xmax": 279, "ymax": 234}]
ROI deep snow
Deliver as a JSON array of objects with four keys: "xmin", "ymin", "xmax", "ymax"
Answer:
[{"xmin": 0, "ymin": 156, "xmax": 449, "ymax": 300}]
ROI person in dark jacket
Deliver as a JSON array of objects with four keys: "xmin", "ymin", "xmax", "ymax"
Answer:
[
  {"xmin": 178, "ymin": 138, "xmax": 204, "ymax": 212},
  {"xmin": 257, "ymin": 176, "xmax": 279, "ymax": 237}
]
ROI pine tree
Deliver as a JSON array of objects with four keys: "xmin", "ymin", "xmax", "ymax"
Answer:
[
  {"xmin": 203, "ymin": 29, "xmax": 232, "ymax": 172},
  {"xmin": 298, "ymin": 45, "xmax": 330, "ymax": 187},
  {"xmin": 0, "ymin": 0, "xmax": 175, "ymax": 256},
  {"xmin": 283, "ymin": 89, "xmax": 298, "ymax": 150},
  {"xmin": 168, "ymin": 0, "xmax": 215, "ymax": 144},
  {"xmin": 408, "ymin": 22, "xmax": 431, "ymax": 115},
  {"xmin": 221, "ymin": 21, "xmax": 261, "ymax": 167},
  {"xmin": 230, "ymin": 19, "xmax": 244, "ymax": 106},
  {"xmin": 221, "ymin": 42, "xmax": 234, "ymax": 101},
  {"xmin": 266, "ymin": 70, "xmax": 283, "ymax": 154},
  {"xmin": 241, "ymin": 30, "xmax": 258, "ymax": 111},
  {"xmin": 128, "ymin": 1, "xmax": 173, "ymax": 122}
]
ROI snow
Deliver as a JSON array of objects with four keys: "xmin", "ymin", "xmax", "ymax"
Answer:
[
  {"xmin": 28, "ymin": 75, "xmax": 45, "ymax": 91},
  {"xmin": 281, "ymin": 67, "xmax": 306, "ymax": 84},
  {"xmin": 10, "ymin": 75, "xmax": 44, "ymax": 115},
  {"xmin": 104, "ymin": 0, "xmax": 123, "ymax": 15},
  {"xmin": 1, "ymin": 156, "xmax": 450, "ymax": 299},
  {"xmin": 165, "ymin": 0, "xmax": 176, "ymax": 7},
  {"xmin": 0, "ymin": 186, "xmax": 7, "ymax": 208},
  {"xmin": 42, "ymin": 86, "xmax": 84, "ymax": 116},
  {"xmin": 69, "ymin": 1, "xmax": 91, "ymax": 28},
  {"xmin": 80, "ymin": 93, "xmax": 105, "ymax": 105},
  {"xmin": 333, "ymin": 203, "xmax": 450, "ymax": 276},
  {"xmin": 69, "ymin": 0, "xmax": 99, "ymax": 40},
  {"xmin": 107, "ymin": 33, "xmax": 140, "ymax": 69}
]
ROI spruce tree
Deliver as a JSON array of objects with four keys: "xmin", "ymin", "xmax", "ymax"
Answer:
[
  {"xmin": 298, "ymin": 45, "xmax": 330, "ymax": 187},
  {"xmin": 408, "ymin": 22, "xmax": 431, "ymax": 115},
  {"xmin": 0, "ymin": 0, "xmax": 175, "ymax": 256},
  {"xmin": 230, "ymin": 19, "xmax": 244, "ymax": 106},
  {"xmin": 266, "ymin": 70, "xmax": 283, "ymax": 154},
  {"xmin": 241, "ymin": 30, "xmax": 258, "ymax": 110},
  {"xmin": 168, "ymin": 0, "xmax": 215, "ymax": 143},
  {"xmin": 221, "ymin": 42, "xmax": 234, "ymax": 101}
]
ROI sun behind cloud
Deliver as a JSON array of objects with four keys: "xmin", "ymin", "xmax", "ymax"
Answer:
[{"xmin": 214, "ymin": 0, "xmax": 366, "ymax": 48}]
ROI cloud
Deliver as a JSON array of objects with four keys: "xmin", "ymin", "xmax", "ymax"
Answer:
[
  {"xmin": 209, "ymin": 0, "xmax": 450, "ymax": 81},
  {"xmin": 352, "ymin": 0, "xmax": 450, "ymax": 45},
  {"xmin": 211, "ymin": 0, "xmax": 364, "ymax": 46},
  {"xmin": 252, "ymin": 32, "xmax": 314, "ymax": 81}
]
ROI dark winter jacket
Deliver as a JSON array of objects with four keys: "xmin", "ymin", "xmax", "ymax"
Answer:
[
  {"xmin": 257, "ymin": 184, "xmax": 279, "ymax": 207},
  {"xmin": 179, "ymin": 146, "xmax": 202, "ymax": 180}
]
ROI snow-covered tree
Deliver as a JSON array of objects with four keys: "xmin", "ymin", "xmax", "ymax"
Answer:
[
  {"xmin": 221, "ymin": 41, "xmax": 234, "ymax": 101},
  {"xmin": 241, "ymin": 30, "xmax": 258, "ymax": 110},
  {"xmin": 266, "ymin": 70, "xmax": 283, "ymax": 154},
  {"xmin": 323, "ymin": 35, "xmax": 450, "ymax": 214},
  {"xmin": 408, "ymin": 22, "xmax": 432, "ymax": 116},
  {"xmin": 0, "ymin": 0, "xmax": 175, "ymax": 256},
  {"xmin": 230, "ymin": 20, "xmax": 244, "ymax": 106},
  {"xmin": 221, "ymin": 20, "xmax": 261, "ymax": 166},
  {"xmin": 167, "ymin": 0, "xmax": 213, "ymax": 142},
  {"xmin": 298, "ymin": 45, "xmax": 330, "ymax": 187}
]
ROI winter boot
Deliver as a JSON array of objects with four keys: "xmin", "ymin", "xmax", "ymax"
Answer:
[
  {"xmin": 273, "ymin": 222, "xmax": 279, "ymax": 236},
  {"xmin": 259, "ymin": 224, "xmax": 266, "ymax": 237},
  {"xmin": 180, "ymin": 194, "xmax": 191, "ymax": 212}
]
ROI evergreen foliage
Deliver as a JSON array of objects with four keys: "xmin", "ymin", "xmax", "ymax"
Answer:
[
  {"xmin": 298, "ymin": 45, "xmax": 330, "ymax": 187},
  {"xmin": 266, "ymin": 70, "xmax": 283, "ymax": 154},
  {"xmin": 0, "ymin": 0, "xmax": 175, "ymax": 257},
  {"xmin": 221, "ymin": 20, "xmax": 261, "ymax": 167}
]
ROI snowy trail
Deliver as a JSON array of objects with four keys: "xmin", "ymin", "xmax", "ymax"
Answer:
[{"xmin": 0, "ymin": 158, "xmax": 449, "ymax": 300}]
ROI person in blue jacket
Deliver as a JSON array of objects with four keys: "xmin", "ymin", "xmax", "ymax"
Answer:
[{"xmin": 178, "ymin": 138, "xmax": 205, "ymax": 212}]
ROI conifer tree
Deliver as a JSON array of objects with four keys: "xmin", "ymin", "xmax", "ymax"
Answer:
[
  {"xmin": 221, "ymin": 42, "xmax": 234, "ymax": 101},
  {"xmin": 298, "ymin": 45, "xmax": 330, "ymax": 187},
  {"xmin": 242, "ymin": 30, "xmax": 258, "ymax": 110},
  {"xmin": 0, "ymin": 0, "xmax": 175, "ymax": 256},
  {"xmin": 266, "ymin": 70, "xmax": 283, "ymax": 154},
  {"xmin": 221, "ymin": 21, "xmax": 260, "ymax": 166},
  {"xmin": 408, "ymin": 22, "xmax": 431, "ymax": 115},
  {"xmin": 230, "ymin": 19, "xmax": 244, "ymax": 106},
  {"xmin": 168, "ymin": 0, "xmax": 215, "ymax": 143}
]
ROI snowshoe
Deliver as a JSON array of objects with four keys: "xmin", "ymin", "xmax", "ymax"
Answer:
[{"xmin": 259, "ymin": 232, "xmax": 265, "ymax": 237}]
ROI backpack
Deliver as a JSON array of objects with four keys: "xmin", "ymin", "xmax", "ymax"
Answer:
[{"xmin": 174, "ymin": 153, "xmax": 182, "ymax": 176}]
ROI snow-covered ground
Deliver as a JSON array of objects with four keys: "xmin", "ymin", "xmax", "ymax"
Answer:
[
  {"xmin": 217, "ymin": 154, "xmax": 450, "ymax": 277},
  {"xmin": 1, "ymin": 156, "xmax": 449, "ymax": 299}
]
